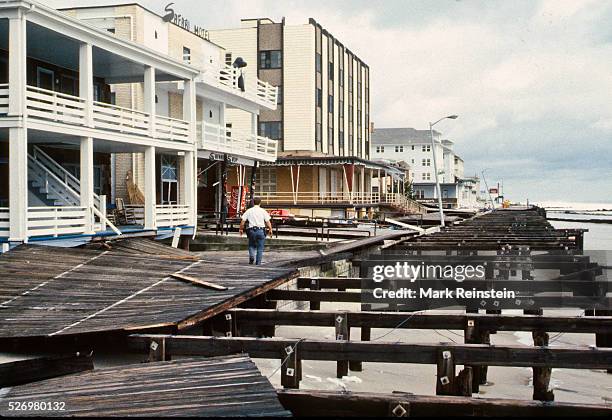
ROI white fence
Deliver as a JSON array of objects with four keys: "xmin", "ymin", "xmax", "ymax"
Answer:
[
  {"xmin": 200, "ymin": 122, "xmax": 277, "ymax": 162},
  {"xmin": 0, "ymin": 208, "xmax": 8, "ymax": 238},
  {"xmin": 25, "ymin": 86, "xmax": 192, "ymax": 144},
  {"xmin": 156, "ymin": 205, "xmax": 191, "ymax": 228},
  {"xmin": 258, "ymin": 192, "xmax": 426, "ymax": 213},
  {"xmin": 125, "ymin": 205, "xmax": 192, "ymax": 228},
  {"xmin": 27, "ymin": 206, "xmax": 89, "ymax": 238}
]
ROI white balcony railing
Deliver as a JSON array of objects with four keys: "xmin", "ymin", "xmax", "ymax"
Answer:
[
  {"xmin": 155, "ymin": 115, "xmax": 191, "ymax": 143},
  {"xmin": 200, "ymin": 121, "xmax": 277, "ymax": 162},
  {"xmin": 200, "ymin": 64, "xmax": 278, "ymax": 108},
  {"xmin": 0, "ymin": 84, "xmax": 9, "ymax": 114},
  {"xmin": 0, "ymin": 207, "xmax": 8, "ymax": 238},
  {"xmin": 23, "ymin": 86, "xmax": 192, "ymax": 144}
]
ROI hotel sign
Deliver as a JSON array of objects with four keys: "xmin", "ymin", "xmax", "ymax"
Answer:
[{"xmin": 162, "ymin": 3, "xmax": 209, "ymax": 41}]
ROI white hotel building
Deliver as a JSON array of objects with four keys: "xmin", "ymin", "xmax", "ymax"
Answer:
[
  {"xmin": 0, "ymin": 1, "xmax": 278, "ymax": 251},
  {"xmin": 372, "ymin": 128, "xmax": 481, "ymax": 209}
]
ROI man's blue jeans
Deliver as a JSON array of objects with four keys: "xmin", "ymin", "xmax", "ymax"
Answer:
[{"xmin": 247, "ymin": 228, "xmax": 266, "ymax": 265}]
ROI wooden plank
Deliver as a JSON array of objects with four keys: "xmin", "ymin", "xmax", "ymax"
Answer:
[
  {"xmin": 0, "ymin": 353, "xmax": 93, "ymax": 387},
  {"xmin": 128, "ymin": 335, "xmax": 612, "ymax": 369},
  {"xmin": 276, "ymin": 390, "xmax": 612, "ymax": 417},
  {"xmin": 170, "ymin": 273, "xmax": 228, "ymax": 291},
  {"xmin": 228, "ymin": 309, "xmax": 612, "ymax": 333},
  {"xmin": 0, "ymin": 356, "xmax": 290, "ymax": 417}
]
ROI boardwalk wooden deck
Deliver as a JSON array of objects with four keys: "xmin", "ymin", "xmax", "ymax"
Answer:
[
  {"xmin": 0, "ymin": 242, "xmax": 297, "ymax": 341},
  {"xmin": 0, "ymin": 355, "xmax": 290, "ymax": 417}
]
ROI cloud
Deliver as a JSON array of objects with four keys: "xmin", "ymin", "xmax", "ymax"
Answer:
[{"xmin": 47, "ymin": 0, "xmax": 612, "ymax": 203}]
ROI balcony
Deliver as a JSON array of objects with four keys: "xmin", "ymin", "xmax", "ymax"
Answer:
[
  {"xmin": 5, "ymin": 85, "xmax": 192, "ymax": 145},
  {"xmin": 199, "ymin": 121, "xmax": 277, "ymax": 162},
  {"xmin": 199, "ymin": 64, "xmax": 278, "ymax": 110}
]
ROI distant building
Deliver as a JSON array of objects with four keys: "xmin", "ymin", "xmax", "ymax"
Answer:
[{"xmin": 371, "ymin": 128, "xmax": 481, "ymax": 209}]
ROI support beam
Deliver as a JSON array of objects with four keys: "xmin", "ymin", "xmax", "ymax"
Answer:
[
  {"xmin": 8, "ymin": 12, "xmax": 26, "ymax": 117},
  {"xmin": 183, "ymin": 151, "xmax": 195, "ymax": 225},
  {"xmin": 9, "ymin": 127, "xmax": 27, "ymax": 242},
  {"xmin": 144, "ymin": 146, "xmax": 156, "ymax": 230},
  {"xmin": 129, "ymin": 335, "xmax": 612, "ymax": 371},
  {"xmin": 183, "ymin": 79, "xmax": 197, "ymax": 140},
  {"xmin": 0, "ymin": 353, "xmax": 94, "ymax": 388},
  {"xmin": 227, "ymin": 308, "xmax": 612, "ymax": 334},
  {"xmin": 80, "ymin": 137, "xmax": 95, "ymax": 234},
  {"xmin": 144, "ymin": 66, "xmax": 156, "ymax": 137},
  {"xmin": 276, "ymin": 390, "xmax": 612, "ymax": 417},
  {"xmin": 79, "ymin": 43, "xmax": 94, "ymax": 126}
]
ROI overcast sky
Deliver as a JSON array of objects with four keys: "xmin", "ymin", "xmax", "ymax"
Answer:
[{"xmin": 48, "ymin": 0, "xmax": 612, "ymax": 204}]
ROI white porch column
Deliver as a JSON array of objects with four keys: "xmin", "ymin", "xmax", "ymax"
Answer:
[
  {"xmin": 183, "ymin": 150, "xmax": 195, "ymax": 225},
  {"xmin": 251, "ymin": 112, "xmax": 258, "ymax": 137},
  {"xmin": 144, "ymin": 146, "xmax": 157, "ymax": 230},
  {"xmin": 80, "ymin": 137, "xmax": 95, "ymax": 234},
  {"xmin": 144, "ymin": 66, "xmax": 156, "ymax": 137},
  {"xmin": 8, "ymin": 127, "xmax": 27, "ymax": 242},
  {"xmin": 183, "ymin": 79, "xmax": 197, "ymax": 141},
  {"xmin": 8, "ymin": 12, "xmax": 27, "ymax": 117},
  {"xmin": 79, "ymin": 43, "xmax": 94, "ymax": 126}
]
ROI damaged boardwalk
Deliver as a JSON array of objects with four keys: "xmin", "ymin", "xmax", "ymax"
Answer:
[
  {"xmin": 0, "ymin": 242, "xmax": 298, "ymax": 344},
  {"xmin": 1, "ymin": 208, "xmax": 611, "ymax": 417}
]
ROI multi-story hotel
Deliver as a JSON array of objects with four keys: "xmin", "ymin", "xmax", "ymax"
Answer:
[
  {"xmin": 372, "ymin": 128, "xmax": 481, "ymax": 209},
  {"xmin": 209, "ymin": 18, "xmax": 418, "ymax": 218},
  {"xmin": 0, "ymin": 0, "xmax": 278, "ymax": 251},
  {"xmin": 62, "ymin": 3, "xmax": 279, "ymax": 220}
]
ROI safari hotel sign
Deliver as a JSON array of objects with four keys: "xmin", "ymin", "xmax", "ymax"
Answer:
[{"xmin": 162, "ymin": 3, "xmax": 209, "ymax": 40}]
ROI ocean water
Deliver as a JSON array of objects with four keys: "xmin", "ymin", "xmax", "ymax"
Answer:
[{"xmin": 547, "ymin": 213, "xmax": 612, "ymax": 251}]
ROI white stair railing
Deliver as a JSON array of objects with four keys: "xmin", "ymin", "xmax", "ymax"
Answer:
[{"xmin": 29, "ymin": 146, "xmax": 101, "ymax": 209}]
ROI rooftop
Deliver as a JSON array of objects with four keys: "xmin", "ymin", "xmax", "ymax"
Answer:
[{"xmin": 372, "ymin": 128, "xmax": 443, "ymax": 145}]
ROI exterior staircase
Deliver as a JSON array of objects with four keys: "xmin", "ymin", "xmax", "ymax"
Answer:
[{"xmin": 28, "ymin": 146, "xmax": 101, "ymax": 209}]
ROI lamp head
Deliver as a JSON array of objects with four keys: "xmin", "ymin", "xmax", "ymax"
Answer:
[
  {"xmin": 232, "ymin": 57, "xmax": 248, "ymax": 68},
  {"xmin": 447, "ymin": 115, "xmax": 459, "ymax": 120}
]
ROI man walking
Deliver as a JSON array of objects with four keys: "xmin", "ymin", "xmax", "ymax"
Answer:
[{"xmin": 239, "ymin": 197, "xmax": 273, "ymax": 265}]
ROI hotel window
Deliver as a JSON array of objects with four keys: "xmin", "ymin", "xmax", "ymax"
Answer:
[
  {"xmin": 315, "ymin": 53, "xmax": 322, "ymax": 73},
  {"xmin": 328, "ymin": 95, "xmax": 334, "ymax": 112},
  {"xmin": 260, "ymin": 50, "xmax": 282, "ymax": 69},
  {"xmin": 259, "ymin": 121, "xmax": 282, "ymax": 140},
  {"xmin": 422, "ymin": 158, "xmax": 431, "ymax": 167},
  {"xmin": 225, "ymin": 53, "xmax": 232, "ymax": 66},
  {"xmin": 183, "ymin": 47, "xmax": 191, "ymax": 63},
  {"xmin": 422, "ymin": 173, "xmax": 431, "ymax": 181},
  {"xmin": 395, "ymin": 146, "xmax": 404, "ymax": 153},
  {"xmin": 329, "ymin": 62, "xmax": 334, "ymax": 80},
  {"xmin": 376, "ymin": 146, "xmax": 385, "ymax": 153},
  {"xmin": 316, "ymin": 89, "xmax": 323, "ymax": 107},
  {"xmin": 422, "ymin": 145, "xmax": 431, "ymax": 152},
  {"xmin": 415, "ymin": 190, "xmax": 425, "ymax": 199}
]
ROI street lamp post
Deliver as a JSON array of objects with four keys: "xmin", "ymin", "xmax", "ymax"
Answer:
[
  {"xmin": 429, "ymin": 115, "xmax": 458, "ymax": 227},
  {"xmin": 482, "ymin": 168, "xmax": 496, "ymax": 209}
]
